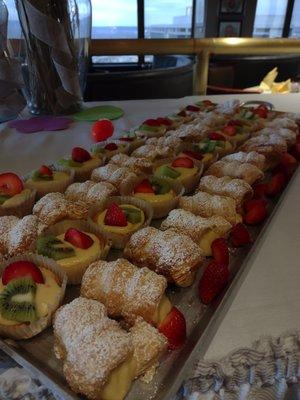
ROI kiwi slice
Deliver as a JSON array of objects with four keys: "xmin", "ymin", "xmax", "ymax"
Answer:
[
  {"xmin": 0, "ymin": 278, "xmax": 37, "ymax": 322},
  {"xmin": 150, "ymin": 178, "xmax": 171, "ymax": 195},
  {"xmin": 0, "ymin": 194, "xmax": 11, "ymax": 205},
  {"xmin": 58, "ymin": 158, "xmax": 82, "ymax": 168},
  {"xmin": 138, "ymin": 124, "xmax": 159, "ymax": 132},
  {"xmin": 156, "ymin": 165, "xmax": 180, "ymax": 179},
  {"xmin": 121, "ymin": 206, "xmax": 142, "ymax": 224},
  {"xmin": 31, "ymin": 170, "xmax": 53, "ymax": 182},
  {"xmin": 37, "ymin": 235, "xmax": 75, "ymax": 261}
]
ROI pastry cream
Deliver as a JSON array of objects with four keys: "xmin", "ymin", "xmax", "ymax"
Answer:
[
  {"xmin": 101, "ymin": 353, "xmax": 136, "ymax": 400},
  {"xmin": 1, "ymin": 189, "xmax": 31, "ymax": 208},
  {"xmin": 217, "ymin": 141, "xmax": 233, "ymax": 156},
  {"xmin": 96, "ymin": 204, "xmax": 145, "ymax": 234},
  {"xmin": 134, "ymin": 190, "xmax": 175, "ymax": 203},
  {"xmin": 153, "ymin": 295, "xmax": 172, "ymax": 325},
  {"xmin": 201, "ymin": 153, "xmax": 214, "ymax": 165},
  {"xmin": 77, "ymin": 157, "xmax": 100, "ymax": 170},
  {"xmin": 199, "ymin": 231, "xmax": 222, "ymax": 256},
  {"xmin": 25, "ymin": 171, "xmax": 69, "ymax": 191},
  {"xmin": 0, "ymin": 267, "xmax": 61, "ymax": 326}
]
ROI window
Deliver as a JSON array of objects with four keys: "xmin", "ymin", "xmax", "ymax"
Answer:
[
  {"xmin": 253, "ymin": 0, "xmax": 288, "ymax": 38},
  {"xmin": 5, "ymin": 0, "xmax": 21, "ymax": 38},
  {"xmin": 195, "ymin": 0, "xmax": 205, "ymax": 38},
  {"xmin": 289, "ymin": 0, "xmax": 300, "ymax": 37},
  {"xmin": 144, "ymin": 0, "xmax": 193, "ymax": 39}
]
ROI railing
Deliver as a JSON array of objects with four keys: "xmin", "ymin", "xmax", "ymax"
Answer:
[{"xmin": 90, "ymin": 38, "xmax": 300, "ymax": 95}]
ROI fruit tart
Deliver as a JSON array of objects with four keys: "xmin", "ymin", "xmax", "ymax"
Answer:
[
  {"xmin": 36, "ymin": 220, "xmax": 110, "ymax": 284},
  {"xmin": 91, "ymin": 140, "xmax": 130, "ymax": 160},
  {"xmin": 118, "ymin": 131, "xmax": 146, "ymax": 152},
  {"xmin": 219, "ymin": 120, "xmax": 251, "ymax": 145},
  {"xmin": 0, "ymin": 254, "xmax": 66, "ymax": 339},
  {"xmin": 24, "ymin": 165, "xmax": 74, "ymax": 199},
  {"xmin": 197, "ymin": 132, "xmax": 235, "ymax": 159},
  {"xmin": 0, "ymin": 173, "xmax": 36, "ymax": 218},
  {"xmin": 89, "ymin": 196, "xmax": 152, "ymax": 249},
  {"xmin": 122, "ymin": 176, "xmax": 184, "ymax": 219},
  {"xmin": 58, "ymin": 147, "xmax": 104, "ymax": 182},
  {"xmin": 194, "ymin": 99, "xmax": 217, "ymax": 112},
  {"xmin": 135, "ymin": 118, "xmax": 167, "ymax": 138}
]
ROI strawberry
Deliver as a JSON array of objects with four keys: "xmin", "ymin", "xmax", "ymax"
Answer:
[
  {"xmin": 253, "ymin": 182, "xmax": 268, "ymax": 199},
  {"xmin": 244, "ymin": 198, "xmax": 268, "ymax": 212},
  {"xmin": 156, "ymin": 117, "xmax": 172, "ymax": 126},
  {"xmin": 202, "ymin": 100, "xmax": 213, "ymax": 106},
  {"xmin": 182, "ymin": 150, "xmax": 203, "ymax": 160},
  {"xmin": 104, "ymin": 203, "xmax": 127, "ymax": 227},
  {"xmin": 279, "ymin": 152, "xmax": 298, "ymax": 177},
  {"xmin": 91, "ymin": 119, "xmax": 114, "ymax": 142},
  {"xmin": 104, "ymin": 143, "xmax": 118, "ymax": 151},
  {"xmin": 71, "ymin": 147, "xmax": 91, "ymax": 163},
  {"xmin": 231, "ymin": 223, "xmax": 252, "ymax": 247},
  {"xmin": 289, "ymin": 143, "xmax": 300, "ymax": 161},
  {"xmin": 244, "ymin": 202, "xmax": 267, "ymax": 225},
  {"xmin": 208, "ymin": 132, "xmax": 225, "ymax": 141},
  {"xmin": 158, "ymin": 307, "xmax": 186, "ymax": 349},
  {"xmin": 64, "ymin": 228, "xmax": 94, "ymax": 249},
  {"xmin": 38, "ymin": 165, "xmax": 52, "ymax": 177},
  {"xmin": 171, "ymin": 157, "xmax": 194, "ymax": 168},
  {"xmin": 134, "ymin": 179, "xmax": 155, "ymax": 194},
  {"xmin": 186, "ymin": 105, "xmax": 200, "ymax": 112},
  {"xmin": 265, "ymin": 172, "xmax": 286, "ymax": 197},
  {"xmin": 143, "ymin": 118, "xmax": 161, "ymax": 127},
  {"xmin": 253, "ymin": 105, "xmax": 268, "ymax": 118},
  {"xmin": 211, "ymin": 238, "xmax": 229, "ymax": 267},
  {"xmin": 227, "ymin": 119, "xmax": 242, "ymax": 127},
  {"xmin": 177, "ymin": 110, "xmax": 187, "ymax": 117},
  {"xmin": 2, "ymin": 261, "xmax": 44, "ymax": 285},
  {"xmin": 0, "ymin": 173, "xmax": 23, "ymax": 196},
  {"xmin": 222, "ymin": 125, "xmax": 237, "ymax": 136},
  {"xmin": 198, "ymin": 261, "xmax": 229, "ymax": 305}
]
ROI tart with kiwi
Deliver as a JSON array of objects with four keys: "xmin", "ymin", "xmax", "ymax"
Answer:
[
  {"xmin": 0, "ymin": 172, "xmax": 36, "ymax": 218},
  {"xmin": 0, "ymin": 254, "xmax": 66, "ymax": 339},
  {"xmin": 196, "ymin": 132, "xmax": 235, "ymax": 160},
  {"xmin": 25, "ymin": 165, "xmax": 74, "ymax": 199},
  {"xmin": 58, "ymin": 147, "xmax": 103, "ymax": 182},
  {"xmin": 135, "ymin": 118, "xmax": 167, "ymax": 138},
  {"xmin": 219, "ymin": 120, "xmax": 251, "ymax": 145},
  {"xmin": 154, "ymin": 156, "xmax": 203, "ymax": 194},
  {"xmin": 118, "ymin": 131, "xmax": 146, "ymax": 152},
  {"xmin": 91, "ymin": 140, "xmax": 130, "ymax": 160},
  {"xmin": 36, "ymin": 220, "xmax": 110, "ymax": 285},
  {"xmin": 89, "ymin": 196, "xmax": 153, "ymax": 249},
  {"xmin": 194, "ymin": 99, "xmax": 217, "ymax": 112}
]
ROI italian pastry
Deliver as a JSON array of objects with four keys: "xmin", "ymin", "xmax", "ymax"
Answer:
[
  {"xmin": 109, "ymin": 153, "xmax": 153, "ymax": 175},
  {"xmin": 135, "ymin": 118, "xmax": 167, "ymax": 138},
  {"xmin": 254, "ymin": 127, "xmax": 297, "ymax": 146},
  {"xmin": 145, "ymin": 135, "xmax": 183, "ymax": 153},
  {"xmin": 91, "ymin": 140, "xmax": 130, "ymax": 160},
  {"xmin": 198, "ymin": 175, "xmax": 253, "ymax": 207},
  {"xmin": 161, "ymin": 209, "xmax": 231, "ymax": 256},
  {"xmin": 179, "ymin": 191, "xmax": 242, "ymax": 225},
  {"xmin": 0, "ymin": 254, "xmax": 66, "ymax": 339},
  {"xmin": 124, "ymin": 226, "xmax": 204, "ymax": 286},
  {"xmin": 24, "ymin": 165, "xmax": 74, "ymax": 198},
  {"xmin": 205, "ymin": 160, "xmax": 264, "ymax": 185},
  {"xmin": 89, "ymin": 197, "xmax": 152, "ymax": 249},
  {"xmin": 65, "ymin": 180, "xmax": 117, "ymax": 208},
  {"xmin": 58, "ymin": 147, "xmax": 103, "ymax": 182},
  {"xmin": 0, "ymin": 172, "xmax": 36, "ymax": 218},
  {"xmin": 221, "ymin": 151, "xmax": 266, "ymax": 170},
  {"xmin": 53, "ymin": 297, "xmax": 167, "ymax": 400},
  {"xmin": 263, "ymin": 116, "xmax": 299, "ymax": 132},
  {"xmin": 36, "ymin": 220, "xmax": 110, "ymax": 284},
  {"xmin": 81, "ymin": 258, "xmax": 172, "ymax": 325},
  {"xmin": 166, "ymin": 122, "xmax": 208, "ymax": 142},
  {"xmin": 131, "ymin": 143, "xmax": 177, "ymax": 161},
  {"xmin": 91, "ymin": 164, "xmax": 139, "ymax": 194},
  {"xmin": 33, "ymin": 192, "xmax": 89, "ymax": 228}
]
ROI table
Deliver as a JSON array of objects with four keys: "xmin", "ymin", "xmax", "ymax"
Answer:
[{"xmin": 0, "ymin": 93, "xmax": 300, "ymax": 397}]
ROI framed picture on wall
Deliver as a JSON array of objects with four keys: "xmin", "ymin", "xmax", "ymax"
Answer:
[
  {"xmin": 220, "ymin": 0, "xmax": 244, "ymax": 14},
  {"xmin": 218, "ymin": 21, "xmax": 242, "ymax": 37}
]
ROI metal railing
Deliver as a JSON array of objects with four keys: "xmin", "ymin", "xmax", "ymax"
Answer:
[{"xmin": 90, "ymin": 38, "xmax": 300, "ymax": 95}]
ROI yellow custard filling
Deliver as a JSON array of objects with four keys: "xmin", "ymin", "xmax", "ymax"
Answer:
[
  {"xmin": 101, "ymin": 354, "xmax": 136, "ymax": 400},
  {"xmin": 217, "ymin": 141, "xmax": 233, "ymax": 156},
  {"xmin": 2, "ymin": 189, "xmax": 31, "ymax": 207},
  {"xmin": 153, "ymin": 295, "xmax": 172, "ymax": 325},
  {"xmin": 155, "ymin": 165, "xmax": 198, "ymax": 181},
  {"xmin": 80, "ymin": 157, "xmax": 101, "ymax": 169},
  {"xmin": 26, "ymin": 171, "xmax": 69, "ymax": 189},
  {"xmin": 199, "ymin": 231, "xmax": 222, "ymax": 256},
  {"xmin": 202, "ymin": 153, "xmax": 214, "ymax": 164},
  {"xmin": 96, "ymin": 204, "xmax": 145, "ymax": 234},
  {"xmin": 0, "ymin": 267, "xmax": 61, "ymax": 326},
  {"xmin": 134, "ymin": 190, "xmax": 175, "ymax": 203}
]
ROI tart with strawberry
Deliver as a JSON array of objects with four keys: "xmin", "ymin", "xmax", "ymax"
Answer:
[
  {"xmin": 25, "ymin": 165, "xmax": 74, "ymax": 199},
  {"xmin": 195, "ymin": 99, "xmax": 217, "ymax": 112},
  {"xmin": 154, "ymin": 156, "xmax": 203, "ymax": 193},
  {"xmin": 135, "ymin": 118, "xmax": 167, "ymax": 138},
  {"xmin": 0, "ymin": 172, "xmax": 36, "ymax": 218},
  {"xmin": 0, "ymin": 255, "xmax": 66, "ymax": 339},
  {"xmin": 36, "ymin": 221, "xmax": 110, "ymax": 284},
  {"xmin": 118, "ymin": 131, "xmax": 146, "ymax": 152},
  {"xmin": 220, "ymin": 120, "xmax": 251, "ymax": 145},
  {"xmin": 197, "ymin": 132, "xmax": 235, "ymax": 160},
  {"xmin": 90, "ymin": 197, "xmax": 153, "ymax": 249},
  {"xmin": 91, "ymin": 140, "xmax": 130, "ymax": 160},
  {"xmin": 58, "ymin": 147, "xmax": 103, "ymax": 182}
]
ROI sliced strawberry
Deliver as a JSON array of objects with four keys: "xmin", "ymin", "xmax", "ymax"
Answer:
[
  {"xmin": 119, "ymin": 137, "xmax": 134, "ymax": 142},
  {"xmin": 244, "ymin": 203, "xmax": 267, "ymax": 225},
  {"xmin": 2, "ymin": 261, "xmax": 44, "ymax": 285},
  {"xmin": 227, "ymin": 119, "xmax": 242, "ymax": 127},
  {"xmin": 253, "ymin": 105, "xmax": 268, "ymax": 118},
  {"xmin": 177, "ymin": 110, "xmax": 187, "ymax": 117},
  {"xmin": 244, "ymin": 198, "xmax": 268, "ymax": 212},
  {"xmin": 289, "ymin": 143, "xmax": 300, "ymax": 161},
  {"xmin": 71, "ymin": 147, "xmax": 91, "ymax": 163},
  {"xmin": 38, "ymin": 165, "xmax": 53, "ymax": 177},
  {"xmin": 134, "ymin": 179, "xmax": 155, "ymax": 194},
  {"xmin": 279, "ymin": 152, "xmax": 298, "ymax": 177},
  {"xmin": 208, "ymin": 132, "xmax": 225, "ymax": 141},
  {"xmin": 104, "ymin": 203, "xmax": 127, "ymax": 227},
  {"xmin": 104, "ymin": 143, "xmax": 118, "ymax": 151},
  {"xmin": 171, "ymin": 157, "xmax": 194, "ymax": 168},
  {"xmin": 186, "ymin": 105, "xmax": 200, "ymax": 112},
  {"xmin": 64, "ymin": 228, "xmax": 94, "ymax": 249},
  {"xmin": 253, "ymin": 182, "xmax": 268, "ymax": 199},
  {"xmin": 92, "ymin": 119, "xmax": 114, "ymax": 142},
  {"xmin": 202, "ymin": 100, "xmax": 213, "ymax": 106},
  {"xmin": 143, "ymin": 118, "xmax": 161, "ymax": 127},
  {"xmin": 211, "ymin": 238, "xmax": 229, "ymax": 267},
  {"xmin": 0, "ymin": 173, "xmax": 23, "ymax": 196},
  {"xmin": 156, "ymin": 117, "xmax": 172, "ymax": 126},
  {"xmin": 182, "ymin": 150, "xmax": 203, "ymax": 160},
  {"xmin": 265, "ymin": 172, "xmax": 286, "ymax": 197},
  {"xmin": 158, "ymin": 307, "xmax": 186, "ymax": 349},
  {"xmin": 198, "ymin": 261, "xmax": 229, "ymax": 305},
  {"xmin": 231, "ymin": 223, "xmax": 252, "ymax": 247},
  {"xmin": 222, "ymin": 125, "xmax": 237, "ymax": 136}
]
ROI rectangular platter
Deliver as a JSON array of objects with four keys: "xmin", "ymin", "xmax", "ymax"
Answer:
[{"xmin": 0, "ymin": 105, "xmax": 297, "ymax": 400}]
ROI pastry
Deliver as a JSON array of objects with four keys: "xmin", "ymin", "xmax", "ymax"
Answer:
[
  {"xmin": 264, "ymin": 117, "xmax": 299, "ymax": 132},
  {"xmin": 197, "ymin": 133, "xmax": 235, "ymax": 159},
  {"xmin": 254, "ymin": 127, "xmax": 297, "ymax": 146},
  {"xmin": 118, "ymin": 132, "xmax": 146, "ymax": 152},
  {"xmin": 205, "ymin": 160, "xmax": 264, "ymax": 185},
  {"xmin": 65, "ymin": 180, "xmax": 117, "ymax": 208},
  {"xmin": 166, "ymin": 122, "xmax": 207, "ymax": 142},
  {"xmin": 81, "ymin": 258, "xmax": 172, "ymax": 325},
  {"xmin": 109, "ymin": 153, "xmax": 153, "ymax": 175},
  {"xmin": 161, "ymin": 209, "xmax": 232, "ymax": 256},
  {"xmin": 91, "ymin": 164, "xmax": 139, "ymax": 194},
  {"xmin": 24, "ymin": 165, "xmax": 74, "ymax": 199},
  {"xmin": 131, "ymin": 144, "xmax": 176, "ymax": 161},
  {"xmin": 179, "ymin": 191, "xmax": 242, "ymax": 225},
  {"xmin": 145, "ymin": 135, "xmax": 182, "ymax": 152},
  {"xmin": 135, "ymin": 118, "xmax": 167, "ymax": 138},
  {"xmin": 221, "ymin": 151, "xmax": 266, "ymax": 170},
  {"xmin": 194, "ymin": 99, "xmax": 217, "ymax": 112},
  {"xmin": 33, "ymin": 192, "xmax": 89, "ymax": 227},
  {"xmin": 198, "ymin": 175, "xmax": 253, "ymax": 207},
  {"xmin": 36, "ymin": 220, "xmax": 110, "ymax": 284},
  {"xmin": 124, "ymin": 226, "xmax": 204, "ymax": 287},
  {"xmin": 0, "ymin": 173, "xmax": 36, "ymax": 218},
  {"xmin": 91, "ymin": 140, "xmax": 130, "ymax": 160},
  {"xmin": 0, "ymin": 253, "xmax": 66, "ymax": 339},
  {"xmin": 58, "ymin": 147, "xmax": 103, "ymax": 182}
]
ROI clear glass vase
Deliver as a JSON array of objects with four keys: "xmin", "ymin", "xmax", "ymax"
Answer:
[{"xmin": 15, "ymin": 0, "xmax": 92, "ymax": 115}]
